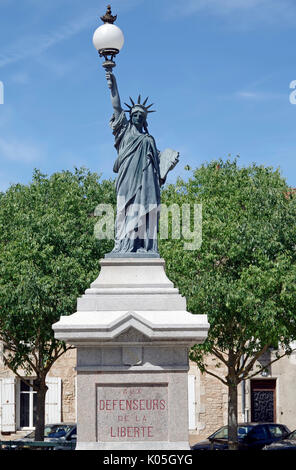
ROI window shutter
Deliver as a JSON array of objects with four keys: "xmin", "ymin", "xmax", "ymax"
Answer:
[
  {"xmin": 45, "ymin": 377, "xmax": 61, "ymax": 424},
  {"xmin": 188, "ymin": 374, "xmax": 196, "ymax": 430},
  {"xmin": 1, "ymin": 377, "xmax": 16, "ymax": 432}
]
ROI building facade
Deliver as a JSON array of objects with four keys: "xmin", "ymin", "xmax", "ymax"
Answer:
[
  {"xmin": 0, "ymin": 346, "xmax": 76, "ymax": 433},
  {"xmin": 1, "ymin": 344, "xmax": 296, "ymax": 440},
  {"xmin": 188, "ymin": 348, "xmax": 296, "ymax": 442}
]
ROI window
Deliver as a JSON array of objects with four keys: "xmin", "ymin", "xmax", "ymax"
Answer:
[
  {"xmin": 268, "ymin": 425, "xmax": 286, "ymax": 438},
  {"xmin": 211, "ymin": 425, "xmax": 253, "ymax": 440},
  {"xmin": 288, "ymin": 430, "xmax": 296, "ymax": 440},
  {"xmin": 20, "ymin": 379, "xmax": 37, "ymax": 429},
  {"xmin": 248, "ymin": 425, "xmax": 268, "ymax": 441},
  {"xmin": 238, "ymin": 426, "xmax": 253, "ymax": 438},
  {"xmin": 23, "ymin": 424, "xmax": 73, "ymax": 439},
  {"xmin": 212, "ymin": 426, "xmax": 228, "ymax": 439}
]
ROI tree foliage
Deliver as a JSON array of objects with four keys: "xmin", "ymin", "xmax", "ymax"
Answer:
[
  {"xmin": 160, "ymin": 158, "xmax": 296, "ymax": 448},
  {"xmin": 0, "ymin": 168, "xmax": 115, "ymax": 439}
]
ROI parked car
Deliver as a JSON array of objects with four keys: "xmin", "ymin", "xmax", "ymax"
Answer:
[
  {"xmin": 191, "ymin": 423, "xmax": 290, "ymax": 450},
  {"xmin": 51, "ymin": 424, "xmax": 77, "ymax": 450},
  {"xmin": 263, "ymin": 429, "xmax": 296, "ymax": 450},
  {"xmin": 1, "ymin": 423, "xmax": 76, "ymax": 450}
]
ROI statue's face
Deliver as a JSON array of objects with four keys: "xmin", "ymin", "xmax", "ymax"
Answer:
[{"xmin": 131, "ymin": 110, "xmax": 146, "ymax": 131}]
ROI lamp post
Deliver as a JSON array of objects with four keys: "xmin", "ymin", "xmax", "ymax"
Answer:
[{"xmin": 92, "ymin": 5, "xmax": 124, "ymax": 88}]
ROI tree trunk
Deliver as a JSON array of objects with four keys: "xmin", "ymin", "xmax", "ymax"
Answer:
[
  {"xmin": 227, "ymin": 350, "xmax": 239, "ymax": 450},
  {"xmin": 228, "ymin": 382, "xmax": 238, "ymax": 450},
  {"xmin": 34, "ymin": 379, "xmax": 48, "ymax": 441}
]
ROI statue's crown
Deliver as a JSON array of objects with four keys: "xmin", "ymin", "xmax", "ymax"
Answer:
[{"xmin": 124, "ymin": 95, "xmax": 156, "ymax": 118}]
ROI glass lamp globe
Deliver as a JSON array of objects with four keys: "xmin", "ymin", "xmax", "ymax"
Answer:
[{"xmin": 93, "ymin": 23, "xmax": 124, "ymax": 53}]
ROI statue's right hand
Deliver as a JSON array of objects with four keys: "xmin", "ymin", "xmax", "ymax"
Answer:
[
  {"xmin": 105, "ymin": 69, "xmax": 121, "ymax": 111},
  {"xmin": 105, "ymin": 71, "xmax": 114, "ymax": 89}
]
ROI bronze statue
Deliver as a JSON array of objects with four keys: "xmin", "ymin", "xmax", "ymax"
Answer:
[{"xmin": 105, "ymin": 70, "xmax": 179, "ymax": 256}]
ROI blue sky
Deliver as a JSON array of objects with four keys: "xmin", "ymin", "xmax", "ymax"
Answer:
[{"xmin": 0, "ymin": 0, "xmax": 295, "ymax": 192}]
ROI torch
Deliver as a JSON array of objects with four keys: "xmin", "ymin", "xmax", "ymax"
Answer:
[{"xmin": 92, "ymin": 5, "xmax": 124, "ymax": 88}]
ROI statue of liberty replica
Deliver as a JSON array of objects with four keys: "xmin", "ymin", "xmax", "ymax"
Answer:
[
  {"xmin": 52, "ymin": 8, "xmax": 209, "ymax": 452},
  {"xmin": 105, "ymin": 73, "xmax": 179, "ymax": 256},
  {"xmin": 96, "ymin": 6, "xmax": 179, "ymax": 256}
]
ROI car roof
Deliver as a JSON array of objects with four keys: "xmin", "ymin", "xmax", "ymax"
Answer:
[
  {"xmin": 214, "ymin": 422, "xmax": 288, "ymax": 432},
  {"xmin": 45, "ymin": 422, "xmax": 76, "ymax": 426},
  {"xmin": 238, "ymin": 422, "xmax": 286, "ymax": 426}
]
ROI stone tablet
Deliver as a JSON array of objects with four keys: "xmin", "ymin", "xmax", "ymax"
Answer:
[
  {"xmin": 159, "ymin": 148, "xmax": 180, "ymax": 181},
  {"xmin": 97, "ymin": 384, "xmax": 168, "ymax": 442}
]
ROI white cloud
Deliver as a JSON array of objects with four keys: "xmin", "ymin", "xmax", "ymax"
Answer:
[
  {"xmin": 0, "ymin": 8, "xmax": 96, "ymax": 68},
  {"xmin": 0, "ymin": 0, "xmax": 144, "ymax": 70},
  {"xmin": 168, "ymin": 0, "xmax": 296, "ymax": 28},
  {"xmin": 177, "ymin": 0, "xmax": 267, "ymax": 13},
  {"xmin": 0, "ymin": 179, "xmax": 9, "ymax": 192},
  {"xmin": 0, "ymin": 104, "xmax": 13, "ymax": 127},
  {"xmin": 235, "ymin": 90, "xmax": 285, "ymax": 101},
  {"xmin": 236, "ymin": 91, "xmax": 259, "ymax": 99},
  {"xmin": 0, "ymin": 137, "xmax": 44, "ymax": 163},
  {"xmin": 10, "ymin": 72, "xmax": 30, "ymax": 84}
]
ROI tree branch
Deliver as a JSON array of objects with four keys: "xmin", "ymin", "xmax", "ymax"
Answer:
[
  {"xmin": 200, "ymin": 365, "xmax": 228, "ymax": 386},
  {"xmin": 212, "ymin": 346, "xmax": 229, "ymax": 366},
  {"xmin": 238, "ymin": 344, "xmax": 269, "ymax": 379},
  {"xmin": 243, "ymin": 349, "xmax": 293, "ymax": 381}
]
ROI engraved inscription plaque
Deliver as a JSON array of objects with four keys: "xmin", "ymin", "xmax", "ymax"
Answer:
[{"xmin": 97, "ymin": 384, "xmax": 168, "ymax": 441}]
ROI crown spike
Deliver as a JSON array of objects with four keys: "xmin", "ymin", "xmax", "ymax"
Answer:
[{"xmin": 126, "ymin": 96, "xmax": 157, "ymax": 115}]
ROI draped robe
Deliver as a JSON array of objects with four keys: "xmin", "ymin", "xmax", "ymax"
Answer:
[{"xmin": 110, "ymin": 111, "xmax": 161, "ymax": 253}]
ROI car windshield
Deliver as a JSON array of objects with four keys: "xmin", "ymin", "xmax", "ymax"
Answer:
[
  {"xmin": 24, "ymin": 424, "xmax": 73, "ymax": 439},
  {"xmin": 211, "ymin": 425, "xmax": 254, "ymax": 440},
  {"xmin": 286, "ymin": 430, "xmax": 296, "ymax": 440}
]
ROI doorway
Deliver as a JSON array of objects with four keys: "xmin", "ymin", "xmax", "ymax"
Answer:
[{"xmin": 251, "ymin": 379, "xmax": 276, "ymax": 422}]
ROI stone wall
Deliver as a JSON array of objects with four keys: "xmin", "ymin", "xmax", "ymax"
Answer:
[
  {"xmin": 188, "ymin": 360, "xmax": 228, "ymax": 443},
  {"xmin": 0, "ymin": 342, "xmax": 13, "ymax": 378}
]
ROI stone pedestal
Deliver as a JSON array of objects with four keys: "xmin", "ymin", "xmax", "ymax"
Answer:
[{"xmin": 53, "ymin": 258, "xmax": 209, "ymax": 450}]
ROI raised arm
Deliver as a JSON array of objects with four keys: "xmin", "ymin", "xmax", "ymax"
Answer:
[{"xmin": 105, "ymin": 70, "xmax": 122, "ymax": 118}]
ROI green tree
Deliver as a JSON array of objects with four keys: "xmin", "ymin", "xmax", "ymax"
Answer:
[
  {"xmin": 0, "ymin": 168, "xmax": 115, "ymax": 440},
  {"xmin": 160, "ymin": 159, "xmax": 296, "ymax": 450}
]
